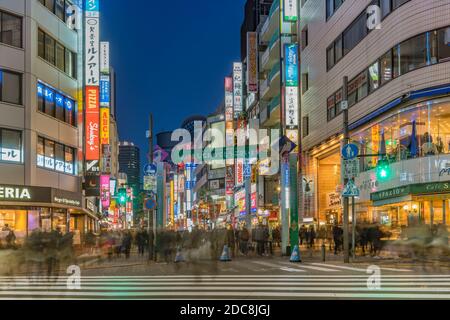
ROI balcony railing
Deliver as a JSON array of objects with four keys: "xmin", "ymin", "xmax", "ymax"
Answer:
[
  {"xmin": 268, "ymin": 95, "xmax": 280, "ymax": 113},
  {"xmin": 269, "ymin": 30, "xmax": 279, "ymax": 49},
  {"xmin": 269, "ymin": 62, "xmax": 280, "ymax": 83},
  {"xmin": 269, "ymin": 0, "xmax": 280, "ymax": 18}
]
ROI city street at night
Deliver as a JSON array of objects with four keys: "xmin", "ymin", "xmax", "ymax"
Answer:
[
  {"xmin": 1, "ymin": 253, "xmax": 450, "ymax": 300},
  {"xmin": 1, "ymin": 0, "xmax": 450, "ymax": 310}
]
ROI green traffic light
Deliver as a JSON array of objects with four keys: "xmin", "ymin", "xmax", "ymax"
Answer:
[{"xmin": 376, "ymin": 159, "xmax": 390, "ymax": 180}]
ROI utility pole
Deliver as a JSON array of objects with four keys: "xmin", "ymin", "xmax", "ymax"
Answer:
[
  {"xmin": 148, "ymin": 113, "xmax": 156, "ymax": 261},
  {"xmin": 342, "ymin": 76, "xmax": 350, "ymax": 264}
]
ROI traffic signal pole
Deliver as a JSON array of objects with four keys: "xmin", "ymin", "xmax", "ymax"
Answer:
[{"xmin": 342, "ymin": 76, "xmax": 350, "ymax": 264}]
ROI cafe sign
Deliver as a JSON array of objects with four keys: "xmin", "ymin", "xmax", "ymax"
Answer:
[
  {"xmin": 371, "ymin": 181, "xmax": 450, "ymax": 202},
  {"xmin": 0, "ymin": 184, "xmax": 82, "ymax": 208}
]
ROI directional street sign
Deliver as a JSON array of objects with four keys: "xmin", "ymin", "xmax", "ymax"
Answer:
[
  {"xmin": 144, "ymin": 163, "xmax": 157, "ymax": 176},
  {"xmin": 342, "ymin": 180, "xmax": 360, "ymax": 197},
  {"xmin": 144, "ymin": 198, "xmax": 157, "ymax": 210},
  {"xmin": 343, "ymin": 158, "xmax": 360, "ymax": 179},
  {"xmin": 342, "ymin": 143, "xmax": 359, "ymax": 160},
  {"xmin": 144, "ymin": 175, "xmax": 157, "ymax": 192}
]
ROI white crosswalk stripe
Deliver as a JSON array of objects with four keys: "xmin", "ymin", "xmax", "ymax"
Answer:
[
  {"xmin": 1, "ymin": 275, "xmax": 450, "ymax": 299},
  {"xmin": 248, "ymin": 260, "xmax": 413, "ymax": 273}
]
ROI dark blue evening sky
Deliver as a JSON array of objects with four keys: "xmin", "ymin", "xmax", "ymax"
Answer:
[{"xmin": 101, "ymin": 0, "xmax": 246, "ymax": 165}]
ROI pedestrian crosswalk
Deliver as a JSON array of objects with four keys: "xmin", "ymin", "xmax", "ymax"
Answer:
[
  {"xmin": 1, "ymin": 274, "xmax": 450, "ymax": 299},
  {"xmin": 246, "ymin": 260, "xmax": 413, "ymax": 273}
]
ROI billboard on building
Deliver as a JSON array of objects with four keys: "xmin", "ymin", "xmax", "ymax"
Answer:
[
  {"xmin": 85, "ymin": 86, "xmax": 100, "ymax": 160},
  {"xmin": 100, "ymin": 175, "xmax": 110, "ymax": 210},
  {"xmin": 247, "ymin": 32, "xmax": 258, "ymax": 93},
  {"xmin": 100, "ymin": 75, "xmax": 110, "ymax": 107},
  {"xmin": 283, "ymin": 0, "xmax": 298, "ymax": 22},
  {"xmin": 85, "ymin": 7, "xmax": 100, "ymax": 86},
  {"xmin": 233, "ymin": 62, "xmax": 243, "ymax": 118},
  {"xmin": 100, "ymin": 41, "xmax": 110, "ymax": 74},
  {"xmin": 285, "ymin": 44, "xmax": 299, "ymax": 128},
  {"xmin": 100, "ymin": 108, "xmax": 110, "ymax": 145},
  {"xmin": 285, "ymin": 44, "xmax": 298, "ymax": 87}
]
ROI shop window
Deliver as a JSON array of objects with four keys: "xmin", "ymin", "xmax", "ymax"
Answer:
[
  {"xmin": 55, "ymin": 93, "xmax": 65, "ymax": 121},
  {"xmin": 327, "ymin": 95, "xmax": 336, "ymax": 121},
  {"xmin": 0, "ymin": 210, "xmax": 27, "ymax": 241},
  {"xmin": 356, "ymin": 71, "xmax": 368, "ymax": 102},
  {"xmin": 37, "ymin": 82, "xmax": 45, "ymax": 112},
  {"xmin": 1, "ymin": 11, "xmax": 22, "ymax": 48},
  {"xmin": 64, "ymin": 97, "xmax": 75, "ymax": 126},
  {"xmin": 326, "ymin": 45, "xmax": 334, "ymax": 70},
  {"xmin": 335, "ymin": 35, "xmax": 343, "ymax": 62},
  {"xmin": 38, "ymin": 29, "xmax": 77, "ymax": 79},
  {"xmin": 55, "ymin": 143, "xmax": 65, "ymax": 172},
  {"xmin": 394, "ymin": 33, "xmax": 427, "ymax": 76},
  {"xmin": 64, "ymin": 145, "xmax": 74, "ymax": 174},
  {"xmin": 38, "ymin": 137, "xmax": 76, "ymax": 175},
  {"xmin": 38, "ymin": 29, "xmax": 45, "ymax": 58},
  {"xmin": 348, "ymin": 77, "xmax": 358, "ymax": 107},
  {"xmin": 368, "ymin": 61, "xmax": 380, "ymax": 92},
  {"xmin": 342, "ymin": 12, "xmax": 367, "ymax": 56},
  {"xmin": 438, "ymin": 27, "xmax": 450, "ymax": 63},
  {"xmin": 335, "ymin": 89, "xmax": 343, "ymax": 114},
  {"xmin": 44, "ymin": 86, "xmax": 55, "ymax": 117},
  {"xmin": 0, "ymin": 69, "xmax": 21, "ymax": 105},
  {"xmin": 44, "ymin": 33, "xmax": 55, "ymax": 65},
  {"xmin": 44, "ymin": 139, "xmax": 55, "ymax": 169},
  {"xmin": 380, "ymin": 50, "xmax": 393, "ymax": 85},
  {"xmin": 37, "ymin": 81, "xmax": 76, "ymax": 126},
  {"xmin": 52, "ymin": 210, "xmax": 67, "ymax": 234},
  {"xmin": 0, "ymin": 129, "xmax": 22, "ymax": 163},
  {"xmin": 56, "ymin": 42, "xmax": 65, "ymax": 71},
  {"xmin": 352, "ymin": 97, "xmax": 450, "ymax": 172},
  {"xmin": 55, "ymin": 0, "xmax": 65, "ymax": 20},
  {"xmin": 37, "ymin": 137, "xmax": 44, "ymax": 167},
  {"xmin": 380, "ymin": 0, "xmax": 391, "ymax": 18},
  {"xmin": 27, "ymin": 210, "xmax": 40, "ymax": 234}
]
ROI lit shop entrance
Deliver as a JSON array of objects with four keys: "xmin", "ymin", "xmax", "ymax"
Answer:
[{"xmin": 317, "ymin": 150, "xmax": 342, "ymax": 226}]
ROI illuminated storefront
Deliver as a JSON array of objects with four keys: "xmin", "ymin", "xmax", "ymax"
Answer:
[
  {"xmin": 0, "ymin": 184, "xmax": 97, "ymax": 243},
  {"xmin": 351, "ymin": 97, "xmax": 450, "ymax": 236}
]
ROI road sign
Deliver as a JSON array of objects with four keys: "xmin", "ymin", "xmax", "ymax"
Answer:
[
  {"xmin": 143, "ymin": 175, "xmax": 157, "ymax": 192},
  {"xmin": 144, "ymin": 198, "xmax": 157, "ymax": 210},
  {"xmin": 278, "ymin": 135, "xmax": 297, "ymax": 156},
  {"xmin": 341, "ymin": 100, "xmax": 348, "ymax": 110},
  {"xmin": 343, "ymin": 158, "xmax": 360, "ymax": 179},
  {"xmin": 342, "ymin": 180, "xmax": 360, "ymax": 197},
  {"xmin": 342, "ymin": 143, "xmax": 359, "ymax": 160},
  {"xmin": 144, "ymin": 163, "xmax": 157, "ymax": 176}
]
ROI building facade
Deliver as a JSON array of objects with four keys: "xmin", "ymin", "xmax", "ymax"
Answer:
[
  {"xmin": 118, "ymin": 141, "xmax": 140, "ymax": 194},
  {"xmin": 0, "ymin": 0, "xmax": 100, "ymax": 244},
  {"xmin": 300, "ymin": 0, "xmax": 450, "ymax": 236}
]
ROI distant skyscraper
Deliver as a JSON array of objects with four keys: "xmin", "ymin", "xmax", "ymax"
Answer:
[{"xmin": 118, "ymin": 141, "xmax": 141, "ymax": 194}]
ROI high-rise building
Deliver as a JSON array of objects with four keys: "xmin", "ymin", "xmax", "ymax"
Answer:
[
  {"xmin": 118, "ymin": 141, "xmax": 141, "ymax": 193},
  {"xmin": 0, "ymin": 0, "xmax": 98, "ymax": 243},
  {"xmin": 300, "ymin": 0, "xmax": 450, "ymax": 234}
]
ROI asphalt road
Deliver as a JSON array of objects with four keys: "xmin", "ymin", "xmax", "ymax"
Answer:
[{"xmin": 1, "ymin": 255, "xmax": 450, "ymax": 299}]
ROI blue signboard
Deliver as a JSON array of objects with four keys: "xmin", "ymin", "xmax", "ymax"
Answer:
[
  {"xmin": 145, "ymin": 199, "xmax": 157, "ymax": 210},
  {"xmin": 342, "ymin": 144, "xmax": 359, "ymax": 160},
  {"xmin": 285, "ymin": 44, "xmax": 298, "ymax": 87},
  {"xmin": 100, "ymin": 77, "xmax": 110, "ymax": 107},
  {"xmin": 85, "ymin": 0, "xmax": 99, "ymax": 12},
  {"xmin": 144, "ymin": 163, "xmax": 157, "ymax": 176},
  {"xmin": 283, "ymin": 162, "xmax": 290, "ymax": 188},
  {"xmin": 243, "ymin": 162, "xmax": 251, "ymax": 179}
]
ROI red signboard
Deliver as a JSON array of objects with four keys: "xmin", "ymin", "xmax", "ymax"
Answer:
[{"xmin": 85, "ymin": 86, "xmax": 100, "ymax": 160}]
